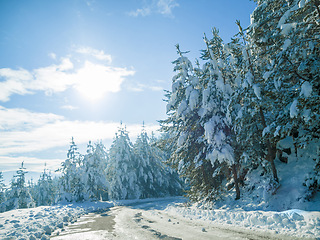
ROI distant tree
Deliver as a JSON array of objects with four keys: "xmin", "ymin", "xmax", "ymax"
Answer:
[
  {"xmin": 5, "ymin": 162, "xmax": 35, "ymax": 210},
  {"xmin": 152, "ymin": 132, "xmax": 183, "ymax": 196},
  {"xmin": 59, "ymin": 137, "xmax": 85, "ymax": 202},
  {"xmin": 82, "ymin": 141, "xmax": 109, "ymax": 201},
  {"xmin": 34, "ymin": 166, "xmax": 57, "ymax": 206},
  {"xmin": 107, "ymin": 124, "xmax": 140, "ymax": 200},
  {"xmin": 0, "ymin": 172, "xmax": 6, "ymax": 212},
  {"xmin": 134, "ymin": 124, "xmax": 182, "ymax": 198}
]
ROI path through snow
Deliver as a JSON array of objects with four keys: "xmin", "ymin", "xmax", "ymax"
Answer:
[
  {"xmin": 0, "ymin": 197, "xmax": 319, "ymax": 239},
  {"xmin": 51, "ymin": 198, "xmax": 309, "ymax": 240}
]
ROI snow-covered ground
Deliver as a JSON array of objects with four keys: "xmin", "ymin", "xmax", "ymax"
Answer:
[
  {"xmin": 167, "ymin": 203, "xmax": 320, "ymax": 239},
  {"xmin": 0, "ymin": 196, "xmax": 319, "ymax": 239}
]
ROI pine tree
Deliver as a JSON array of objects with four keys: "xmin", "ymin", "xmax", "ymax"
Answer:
[
  {"xmin": 150, "ymin": 132, "xmax": 183, "ymax": 196},
  {"xmin": 5, "ymin": 162, "xmax": 35, "ymax": 210},
  {"xmin": 107, "ymin": 124, "xmax": 140, "ymax": 200},
  {"xmin": 160, "ymin": 44, "xmax": 216, "ymax": 201},
  {"xmin": 134, "ymin": 124, "xmax": 181, "ymax": 198},
  {"xmin": 82, "ymin": 141, "xmax": 109, "ymax": 201},
  {"xmin": 226, "ymin": 17, "xmax": 282, "ymax": 197},
  {"xmin": 59, "ymin": 137, "xmax": 85, "ymax": 202},
  {"xmin": 0, "ymin": 172, "xmax": 6, "ymax": 212},
  {"xmin": 34, "ymin": 166, "xmax": 57, "ymax": 206},
  {"xmin": 244, "ymin": 0, "xmax": 320, "ymax": 195},
  {"xmin": 200, "ymin": 29, "xmax": 241, "ymax": 200}
]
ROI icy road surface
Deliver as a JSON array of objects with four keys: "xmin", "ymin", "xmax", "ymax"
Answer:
[{"xmin": 51, "ymin": 198, "xmax": 304, "ymax": 240}]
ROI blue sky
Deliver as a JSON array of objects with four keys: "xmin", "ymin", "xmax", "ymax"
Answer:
[{"xmin": 0, "ymin": 0, "xmax": 256, "ymax": 183}]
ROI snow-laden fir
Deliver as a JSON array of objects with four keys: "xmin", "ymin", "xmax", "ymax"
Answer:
[{"xmin": 1, "ymin": 0, "xmax": 320, "ymax": 239}]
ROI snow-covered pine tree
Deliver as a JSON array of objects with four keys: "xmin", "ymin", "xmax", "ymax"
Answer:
[
  {"xmin": 59, "ymin": 137, "xmax": 85, "ymax": 202},
  {"xmin": 34, "ymin": 166, "xmax": 56, "ymax": 206},
  {"xmin": 249, "ymin": 0, "xmax": 320, "ymax": 197},
  {"xmin": 107, "ymin": 124, "xmax": 140, "ymax": 200},
  {"xmin": 134, "ymin": 124, "xmax": 181, "ymax": 198},
  {"xmin": 134, "ymin": 125, "xmax": 158, "ymax": 198},
  {"xmin": 161, "ymin": 44, "xmax": 216, "ymax": 201},
  {"xmin": 200, "ymin": 29, "xmax": 241, "ymax": 200},
  {"xmin": 0, "ymin": 172, "xmax": 6, "ymax": 212},
  {"xmin": 5, "ymin": 162, "xmax": 35, "ymax": 210},
  {"xmin": 150, "ymin": 132, "xmax": 183, "ymax": 196},
  {"xmin": 227, "ymin": 17, "xmax": 281, "ymax": 196},
  {"xmin": 82, "ymin": 141, "xmax": 109, "ymax": 201},
  {"xmin": 291, "ymin": 0, "xmax": 320, "ymax": 199}
]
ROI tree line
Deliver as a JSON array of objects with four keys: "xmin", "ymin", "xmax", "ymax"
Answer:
[
  {"xmin": 0, "ymin": 124, "xmax": 182, "ymax": 212},
  {"xmin": 0, "ymin": 0, "xmax": 319, "ymax": 212}
]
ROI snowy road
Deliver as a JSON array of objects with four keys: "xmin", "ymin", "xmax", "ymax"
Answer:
[{"xmin": 51, "ymin": 199, "xmax": 304, "ymax": 240}]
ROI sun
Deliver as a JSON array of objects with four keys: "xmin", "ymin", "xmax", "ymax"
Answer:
[{"xmin": 74, "ymin": 61, "xmax": 133, "ymax": 101}]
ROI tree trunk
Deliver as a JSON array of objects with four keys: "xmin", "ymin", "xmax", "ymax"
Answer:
[
  {"xmin": 231, "ymin": 164, "xmax": 240, "ymax": 200},
  {"xmin": 259, "ymin": 107, "xmax": 279, "ymax": 182}
]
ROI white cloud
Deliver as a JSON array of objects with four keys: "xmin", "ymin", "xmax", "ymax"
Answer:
[
  {"xmin": 128, "ymin": 0, "xmax": 179, "ymax": 17},
  {"xmin": 0, "ymin": 106, "xmax": 159, "ymax": 156},
  {"xmin": 0, "ymin": 54, "xmax": 135, "ymax": 102},
  {"xmin": 129, "ymin": 7, "xmax": 152, "ymax": 17},
  {"xmin": 157, "ymin": 0, "xmax": 179, "ymax": 15},
  {"xmin": 125, "ymin": 82, "xmax": 164, "ymax": 92},
  {"xmin": 48, "ymin": 52, "xmax": 57, "ymax": 60},
  {"xmin": 60, "ymin": 105, "xmax": 79, "ymax": 110},
  {"xmin": 0, "ymin": 105, "xmax": 63, "ymax": 131},
  {"xmin": 0, "ymin": 68, "xmax": 33, "ymax": 101},
  {"xmin": 76, "ymin": 47, "xmax": 112, "ymax": 63}
]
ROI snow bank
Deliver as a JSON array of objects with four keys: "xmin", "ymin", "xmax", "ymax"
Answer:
[
  {"xmin": 0, "ymin": 201, "xmax": 114, "ymax": 240},
  {"xmin": 166, "ymin": 204, "xmax": 320, "ymax": 239},
  {"xmin": 164, "ymin": 141, "xmax": 320, "ymax": 239},
  {"xmin": 0, "ymin": 197, "xmax": 180, "ymax": 239}
]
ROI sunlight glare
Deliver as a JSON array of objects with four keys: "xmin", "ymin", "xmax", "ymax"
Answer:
[{"xmin": 75, "ymin": 61, "xmax": 134, "ymax": 101}]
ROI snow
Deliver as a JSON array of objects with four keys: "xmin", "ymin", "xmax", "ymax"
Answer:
[
  {"xmin": 215, "ymin": 78, "xmax": 225, "ymax": 93},
  {"xmin": 277, "ymin": 136, "xmax": 294, "ymax": 150},
  {"xmin": 299, "ymin": 0, "xmax": 305, "ymax": 8},
  {"xmin": 204, "ymin": 116, "xmax": 222, "ymax": 145},
  {"xmin": 278, "ymin": 9, "xmax": 291, "ymax": 28},
  {"xmin": 0, "ymin": 204, "xmax": 89, "ymax": 239},
  {"xmin": 278, "ymin": 5, "xmax": 298, "ymax": 33},
  {"xmin": 274, "ymin": 126, "xmax": 281, "ymax": 137},
  {"xmin": 166, "ymin": 205, "xmax": 320, "ymax": 239},
  {"xmin": 274, "ymin": 78, "xmax": 282, "ymax": 91},
  {"xmin": 300, "ymin": 81, "xmax": 312, "ymax": 98},
  {"xmin": 177, "ymin": 132, "xmax": 187, "ymax": 147},
  {"xmin": 290, "ymin": 99, "xmax": 298, "ymax": 118},
  {"xmin": 280, "ymin": 24, "xmax": 296, "ymax": 36},
  {"xmin": 245, "ymin": 71, "xmax": 253, "ymax": 86},
  {"xmin": 190, "ymin": 76, "xmax": 199, "ymax": 86},
  {"xmin": 1, "ymin": 195, "xmax": 320, "ymax": 239},
  {"xmin": 263, "ymin": 71, "xmax": 272, "ymax": 81},
  {"xmin": 171, "ymin": 80, "xmax": 181, "ymax": 93},
  {"xmin": 166, "ymin": 143, "xmax": 320, "ymax": 239},
  {"xmin": 262, "ymin": 125, "xmax": 270, "ymax": 137},
  {"xmin": 282, "ymin": 39, "xmax": 292, "ymax": 51},
  {"xmin": 189, "ymin": 89, "xmax": 199, "ymax": 111},
  {"xmin": 253, "ymin": 84, "xmax": 261, "ymax": 100},
  {"xmin": 302, "ymin": 108, "xmax": 311, "ymax": 122},
  {"xmin": 177, "ymin": 99, "xmax": 188, "ymax": 116}
]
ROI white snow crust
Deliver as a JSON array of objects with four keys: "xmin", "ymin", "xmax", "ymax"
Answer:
[{"xmin": 1, "ymin": 195, "xmax": 319, "ymax": 239}]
